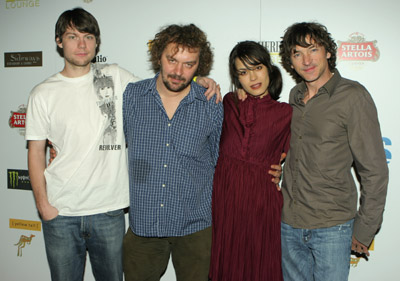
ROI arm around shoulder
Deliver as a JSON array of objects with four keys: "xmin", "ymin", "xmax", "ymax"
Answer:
[{"xmin": 209, "ymin": 97, "xmax": 224, "ymax": 166}]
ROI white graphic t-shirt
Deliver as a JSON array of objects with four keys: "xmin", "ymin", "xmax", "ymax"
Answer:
[{"xmin": 25, "ymin": 63, "xmax": 140, "ymax": 216}]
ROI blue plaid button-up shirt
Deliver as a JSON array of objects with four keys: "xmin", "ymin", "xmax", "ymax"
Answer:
[{"xmin": 123, "ymin": 74, "xmax": 223, "ymax": 237}]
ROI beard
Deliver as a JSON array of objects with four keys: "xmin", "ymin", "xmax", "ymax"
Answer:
[{"xmin": 162, "ymin": 73, "xmax": 192, "ymax": 93}]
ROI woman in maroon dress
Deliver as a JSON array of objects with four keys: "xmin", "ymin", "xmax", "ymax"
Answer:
[{"xmin": 209, "ymin": 41, "xmax": 292, "ymax": 281}]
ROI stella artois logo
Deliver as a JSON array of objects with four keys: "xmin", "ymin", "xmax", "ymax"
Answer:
[
  {"xmin": 9, "ymin": 104, "xmax": 27, "ymax": 136},
  {"xmin": 337, "ymin": 32, "xmax": 379, "ymax": 62}
]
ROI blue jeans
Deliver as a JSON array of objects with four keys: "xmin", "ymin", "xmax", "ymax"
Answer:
[
  {"xmin": 281, "ymin": 220, "xmax": 353, "ymax": 281},
  {"xmin": 42, "ymin": 209, "xmax": 125, "ymax": 281}
]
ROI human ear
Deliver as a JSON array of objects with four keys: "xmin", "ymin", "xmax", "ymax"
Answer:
[{"xmin": 56, "ymin": 37, "xmax": 63, "ymax": 48}]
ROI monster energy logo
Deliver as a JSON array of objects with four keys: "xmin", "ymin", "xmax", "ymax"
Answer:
[
  {"xmin": 9, "ymin": 171, "xmax": 19, "ymax": 188},
  {"xmin": 7, "ymin": 169, "xmax": 32, "ymax": 190}
]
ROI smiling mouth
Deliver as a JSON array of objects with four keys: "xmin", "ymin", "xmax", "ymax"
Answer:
[{"xmin": 304, "ymin": 66, "xmax": 316, "ymax": 72}]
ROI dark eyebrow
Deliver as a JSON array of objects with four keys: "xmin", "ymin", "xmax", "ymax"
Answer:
[{"xmin": 184, "ymin": 60, "xmax": 198, "ymax": 65}]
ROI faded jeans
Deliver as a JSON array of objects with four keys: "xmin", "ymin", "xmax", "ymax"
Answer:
[
  {"xmin": 281, "ymin": 219, "xmax": 354, "ymax": 281},
  {"xmin": 42, "ymin": 209, "xmax": 125, "ymax": 281}
]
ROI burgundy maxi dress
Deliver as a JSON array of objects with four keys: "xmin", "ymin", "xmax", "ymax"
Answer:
[{"xmin": 209, "ymin": 92, "xmax": 292, "ymax": 281}]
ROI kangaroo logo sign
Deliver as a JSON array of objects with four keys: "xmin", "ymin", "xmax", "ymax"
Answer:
[{"xmin": 14, "ymin": 234, "xmax": 35, "ymax": 257}]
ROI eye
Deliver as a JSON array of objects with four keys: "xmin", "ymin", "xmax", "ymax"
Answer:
[
  {"xmin": 255, "ymin": 65, "xmax": 263, "ymax": 71},
  {"xmin": 238, "ymin": 70, "xmax": 247, "ymax": 76},
  {"xmin": 86, "ymin": 35, "xmax": 95, "ymax": 40},
  {"xmin": 68, "ymin": 35, "xmax": 76, "ymax": 40},
  {"xmin": 185, "ymin": 63, "xmax": 194, "ymax": 68}
]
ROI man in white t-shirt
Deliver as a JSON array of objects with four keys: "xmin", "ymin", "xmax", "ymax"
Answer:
[
  {"xmin": 26, "ymin": 8, "xmax": 220, "ymax": 281},
  {"xmin": 25, "ymin": 8, "xmax": 140, "ymax": 281}
]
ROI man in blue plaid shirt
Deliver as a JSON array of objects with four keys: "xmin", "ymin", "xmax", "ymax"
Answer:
[{"xmin": 123, "ymin": 24, "xmax": 223, "ymax": 281}]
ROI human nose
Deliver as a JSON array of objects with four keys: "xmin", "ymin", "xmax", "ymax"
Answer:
[
  {"xmin": 174, "ymin": 63, "xmax": 183, "ymax": 75},
  {"xmin": 302, "ymin": 53, "xmax": 311, "ymax": 65},
  {"xmin": 78, "ymin": 37, "xmax": 87, "ymax": 48},
  {"xmin": 249, "ymin": 69, "xmax": 257, "ymax": 81}
]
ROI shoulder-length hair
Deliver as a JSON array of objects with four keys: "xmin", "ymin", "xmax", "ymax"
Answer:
[
  {"xmin": 280, "ymin": 22, "xmax": 337, "ymax": 83},
  {"xmin": 229, "ymin": 40, "xmax": 282, "ymax": 100}
]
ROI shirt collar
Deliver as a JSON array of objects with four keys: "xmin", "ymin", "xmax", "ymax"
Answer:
[
  {"xmin": 294, "ymin": 69, "xmax": 341, "ymax": 103},
  {"xmin": 321, "ymin": 68, "xmax": 341, "ymax": 97}
]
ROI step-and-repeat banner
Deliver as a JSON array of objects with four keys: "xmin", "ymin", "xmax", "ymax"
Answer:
[{"xmin": 1, "ymin": 0, "xmax": 398, "ymax": 280}]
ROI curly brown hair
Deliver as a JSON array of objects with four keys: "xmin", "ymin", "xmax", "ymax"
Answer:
[
  {"xmin": 149, "ymin": 24, "xmax": 213, "ymax": 76},
  {"xmin": 279, "ymin": 22, "xmax": 337, "ymax": 83}
]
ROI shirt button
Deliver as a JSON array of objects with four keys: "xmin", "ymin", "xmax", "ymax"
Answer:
[
  {"xmin": 160, "ymin": 204, "xmax": 164, "ymax": 207},
  {"xmin": 164, "ymin": 164, "xmax": 167, "ymax": 168},
  {"xmin": 166, "ymin": 143, "xmax": 170, "ymax": 147},
  {"xmin": 168, "ymin": 123, "xmax": 171, "ymax": 127},
  {"xmin": 162, "ymin": 184, "xmax": 166, "ymax": 187},
  {"xmin": 299, "ymin": 136, "xmax": 302, "ymax": 140}
]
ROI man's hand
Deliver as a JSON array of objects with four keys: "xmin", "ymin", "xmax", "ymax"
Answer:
[
  {"xmin": 237, "ymin": 89, "xmax": 247, "ymax": 101},
  {"xmin": 268, "ymin": 153, "xmax": 286, "ymax": 191},
  {"xmin": 38, "ymin": 203, "xmax": 59, "ymax": 221},
  {"xmin": 48, "ymin": 140, "xmax": 56, "ymax": 166},
  {"xmin": 196, "ymin": 76, "xmax": 222, "ymax": 103},
  {"xmin": 351, "ymin": 236, "xmax": 370, "ymax": 257}
]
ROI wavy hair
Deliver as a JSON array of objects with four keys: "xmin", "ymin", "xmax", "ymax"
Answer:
[
  {"xmin": 279, "ymin": 22, "xmax": 337, "ymax": 83},
  {"xmin": 149, "ymin": 24, "xmax": 213, "ymax": 76}
]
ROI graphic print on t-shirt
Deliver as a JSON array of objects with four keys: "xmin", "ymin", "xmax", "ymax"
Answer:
[{"xmin": 93, "ymin": 66, "xmax": 117, "ymax": 145}]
